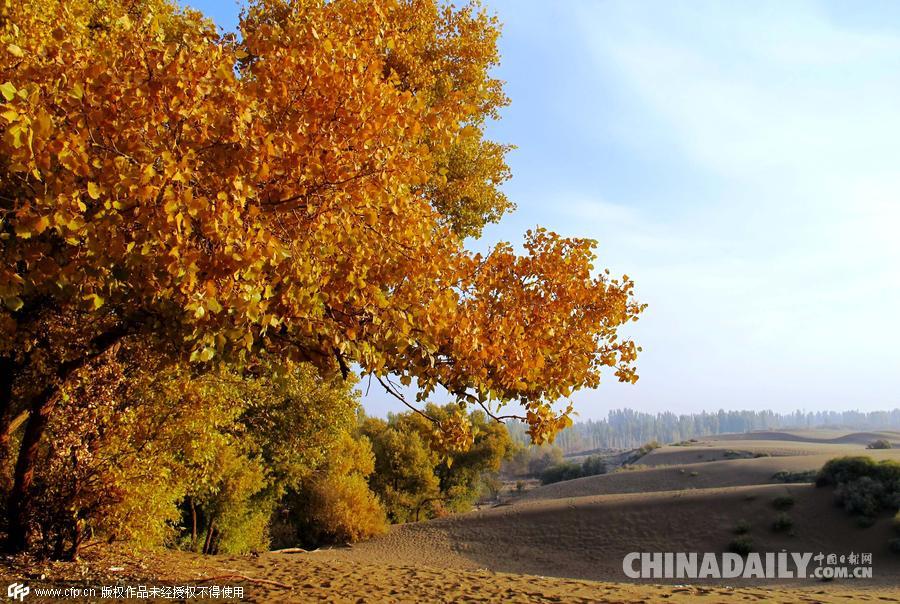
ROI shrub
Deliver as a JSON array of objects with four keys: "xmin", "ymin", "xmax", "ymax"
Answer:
[
  {"xmin": 771, "ymin": 470, "xmax": 816, "ymax": 484},
  {"xmin": 835, "ymin": 477, "xmax": 885, "ymax": 517},
  {"xmin": 894, "ymin": 511, "xmax": 900, "ymax": 535},
  {"xmin": 539, "ymin": 455, "xmax": 607, "ymax": 485},
  {"xmin": 689, "ymin": 471, "xmax": 699, "ymax": 477},
  {"xmin": 635, "ymin": 441, "xmax": 661, "ymax": 458},
  {"xmin": 772, "ymin": 513, "xmax": 793, "ymax": 532},
  {"xmin": 279, "ymin": 433, "xmax": 387, "ymax": 547},
  {"xmin": 728, "ymin": 535, "xmax": 753, "ymax": 556},
  {"xmin": 733, "ymin": 519, "xmax": 751, "ymax": 535},
  {"xmin": 540, "ymin": 462, "xmax": 583, "ymax": 485},
  {"xmin": 867, "ymin": 440, "xmax": 892, "ymax": 450},
  {"xmin": 856, "ymin": 515, "xmax": 876, "ymax": 529},
  {"xmin": 816, "ymin": 456, "xmax": 900, "ymax": 489},
  {"xmin": 581, "ymin": 455, "xmax": 607, "ymax": 477},
  {"xmin": 772, "ymin": 495, "xmax": 795, "ymax": 511}
]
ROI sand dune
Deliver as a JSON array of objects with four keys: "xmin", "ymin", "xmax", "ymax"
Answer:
[
  {"xmin": 709, "ymin": 430, "xmax": 900, "ymax": 445},
  {"xmin": 321, "ymin": 483, "xmax": 900, "ymax": 586},
  {"xmin": 635, "ymin": 434, "xmax": 900, "ymax": 467}
]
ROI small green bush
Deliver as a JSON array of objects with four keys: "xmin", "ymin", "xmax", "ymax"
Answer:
[
  {"xmin": 635, "ymin": 441, "xmax": 661, "ymax": 458},
  {"xmin": 835, "ymin": 477, "xmax": 885, "ymax": 517},
  {"xmin": 772, "ymin": 495, "xmax": 795, "ymax": 511},
  {"xmin": 817, "ymin": 456, "xmax": 900, "ymax": 518},
  {"xmin": 771, "ymin": 470, "xmax": 816, "ymax": 484},
  {"xmin": 772, "ymin": 513, "xmax": 793, "ymax": 532},
  {"xmin": 733, "ymin": 519, "xmax": 751, "ymax": 535},
  {"xmin": 728, "ymin": 535, "xmax": 753, "ymax": 556},
  {"xmin": 539, "ymin": 462, "xmax": 583, "ymax": 485},
  {"xmin": 867, "ymin": 439, "xmax": 892, "ymax": 450},
  {"xmin": 539, "ymin": 455, "xmax": 607, "ymax": 485}
]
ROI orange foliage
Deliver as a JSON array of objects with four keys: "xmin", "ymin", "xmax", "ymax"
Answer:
[{"xmin": 0, "ymin": 0, "xmax": 643, "ymax": 450}]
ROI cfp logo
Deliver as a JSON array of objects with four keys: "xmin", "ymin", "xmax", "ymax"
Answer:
[{"xmin": 6, "ymin": 583, "xmax": 29, "ymax": 601}]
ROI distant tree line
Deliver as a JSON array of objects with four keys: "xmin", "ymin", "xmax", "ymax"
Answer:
[{"xmin": 506, "ymin": 409, "xmax": 900, "ymax": 454}]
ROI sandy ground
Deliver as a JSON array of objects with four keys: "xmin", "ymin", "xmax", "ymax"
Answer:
[
  {"xmin": 3, "ymin": 547, "xmax": 898, "ymax": 603},
  {"xmin": 322, "ymin": 483, "xmax": 900, "ymax": 585},
  {"xmin": 523, "ymin": 450, "xmax": 900, "ymax": 500},
  {"xmin": 3, "ymin": 430, "xmax": 900, "ymax": 602}
]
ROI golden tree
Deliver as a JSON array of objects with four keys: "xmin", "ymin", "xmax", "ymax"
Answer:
[{"xmin": 0, "ymin": 0, "xmax": 643, "ymax": 551}]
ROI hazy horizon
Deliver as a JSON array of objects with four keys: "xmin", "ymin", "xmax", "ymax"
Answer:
[{"xmin": 187, "ymin": 0, "xmax": 900, "ymax": 419}]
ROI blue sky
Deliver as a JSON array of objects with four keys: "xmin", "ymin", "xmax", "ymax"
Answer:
[{"xmin": 183, "ymin": 0, "xmax": 900, "ymax": 418}]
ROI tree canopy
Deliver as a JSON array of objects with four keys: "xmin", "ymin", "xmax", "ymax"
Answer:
[{"xmin": 0, "ymin": 0, "xmax": 644, "ymax": 552}]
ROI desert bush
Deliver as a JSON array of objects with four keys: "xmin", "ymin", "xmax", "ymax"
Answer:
[
  {"xmin": 817, "ymin": 457, "xmax": 900, "ymax": 518},
  {"xmin": 728, "ymin": 535, "xmax": 754, "ymax": 556},
  {"xmin": 893, "ymin": 511, "xmax": 900, "ymax": 534},
  {"xmin": 816, "ymin": 456, "xmax": 900, "ymax": 491},
  {"xmin": 581, "ymin": 455, "xmax": 607, "ymax": 477},
  {"xmin": 540, "ymin": 462, "xmax": 583, "ymax": 485},
  {"xmin": 539, "ymin": 455, "xmax": 607, "ymax": 485},
  {"xmin": 733, "ymin": 520, "xmax": 751, "ymax": 535},
  {"xmin": 635, "ymin": 441, "xmax": 661, "ymax": 459},
  {"xmin": 772, "ymin": 513, "xmax": 793, "ymax": 532},
  {"xmin": 772, "ymin": 495, "xmax": 795, "ymax": 511},
  {"xmin": 867, "ymin": 440, "xmax": 893, "ymax": 450},
  {"xmin": 771, "ymin": 470, "xmax": 816, "ymax": 484},
  {"xmin": 834, "ymin": 477, "xmax": 885, "ymax": 517}
]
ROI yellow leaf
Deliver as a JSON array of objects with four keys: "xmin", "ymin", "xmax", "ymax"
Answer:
[
  {"xmin": 87, "ymin": 181, "xmax": 100, "ymax": 200},
  {"xmin": 0, "ymin": 82, "xmax": 15, "ymax": 101},
  {"xmin": 83, "ymin": 293, "xmax": 104, "ymax": 310},
  {"xmin": 459, "ymin": 125, "xmax": 478, "ymax": 139},
  {"xmin": 33, "ymin": 216, "xmax": 49, "ymax": 234},
  {"xmin": 3, "ymin": 296, "xmax": 23, "ymax": 312},
  {"xmin": 7, "ymin": 44, "xmax": 24, "ymax": 58}
]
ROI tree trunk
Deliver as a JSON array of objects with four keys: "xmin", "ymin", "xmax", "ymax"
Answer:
[
  {"xmin": 4, "ymin": 320, "xmax": 136, "ymax": 553},
  {"xmin": 203, "ymin": 518, "xmax": 216, "ymax": 555},
  {"xmin": 190, "ymin": 499, "xmax": 198, "ymax": 550},
  {"xmin": 68, "ymin": 518, "xmax": 85, "ymax": 561},
  {"xmin": 0, "ymin": 355, "xmax": 14, "ymax": 468},
  {"xmin": 6, "ymin": 385, "xmax": 56, "ymax": 552}
]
